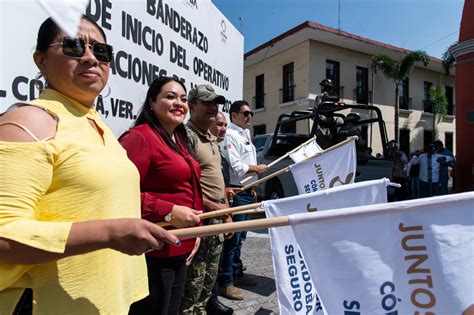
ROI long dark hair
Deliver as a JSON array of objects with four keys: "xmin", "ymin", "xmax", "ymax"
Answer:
[
  {"xmin": 36, "ymin": 15, "xmax": 107, "ymax": 53},
  {"xmin": 134, "ymin": 76, "xmax": 193, "ymax": 156}
]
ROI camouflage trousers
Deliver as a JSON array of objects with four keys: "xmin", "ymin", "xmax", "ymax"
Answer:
[{"xmin": 181, "ymin": 220, "xmax": 224, "ymax": 315}]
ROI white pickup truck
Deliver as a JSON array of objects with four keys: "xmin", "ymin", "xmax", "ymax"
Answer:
[{"xmin": 253, "ymin": 102, "xmax": 395, "ymax": 201}]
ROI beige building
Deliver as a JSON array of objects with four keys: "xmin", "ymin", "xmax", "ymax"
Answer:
[{"xmin": 244, "ymin": 21, "xmax": 456, "ymax": 156}]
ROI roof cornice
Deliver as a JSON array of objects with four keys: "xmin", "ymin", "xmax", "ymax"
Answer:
[{"xmin": 244, "ymin": 20, "xmax": 442, "ymax": 64}]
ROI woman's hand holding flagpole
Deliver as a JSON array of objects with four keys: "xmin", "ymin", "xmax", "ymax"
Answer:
[{"xmin": 158, "ymin": 202, "xmax": 262, "ymax": 227}]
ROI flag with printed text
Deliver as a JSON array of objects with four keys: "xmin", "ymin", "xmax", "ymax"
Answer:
[
  {"xmin": 289, "ymin": 138, "xmax": 356, "ymax": 194},
  {"xmin": 290, "ymin": 192, "xmax": 474, "ymax": 314},
  {"xmin": 264, "ymin": 179, "xmax": 389, "ymax": 314}
]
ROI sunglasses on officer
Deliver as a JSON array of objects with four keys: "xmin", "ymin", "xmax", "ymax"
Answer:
[
  {"xmin": 49, "ymin": 36, "xmax": 113, "ymax": 63},
  {"xmin": 239, "ymin": 110, "xmax": 254, "ymax": 118}
]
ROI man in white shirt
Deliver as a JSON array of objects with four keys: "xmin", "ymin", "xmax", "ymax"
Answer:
[
  {"xmin": 434, "ymin": 140, "xmax": 455, "ymax": 195},
  {"xmin": 409, "ymin": 144, "xmax": 453, "ymax": 198},
  {"xmin": 217, "ymin": 100, "xmax": 268, "ymax": 300}
]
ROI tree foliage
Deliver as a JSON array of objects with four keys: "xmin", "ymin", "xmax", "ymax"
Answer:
[
  {"xmin": 371, "ymin": 51, "xmax": 430, "ymax": 142},
  {"xmin": 442, "ymin": 41, "xmax": 457, "ymax": 75},
  {"xmin": 429, "ymin": 84, "xmax": 448, "ymax": 123},
  {"xmin": 372, "ymin": 51, "xmax": 429, "ymax": 81},
  {"xmin": 429, "ymin": 84, "xmax": 448, "ymax": 142}
]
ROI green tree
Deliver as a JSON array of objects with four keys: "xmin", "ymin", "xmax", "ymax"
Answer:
[
  {"xmin": 442, "ymin": 41, "xmax": 457, "ymax": 75},
  {"xmin": 372, "ymin": 51, "xmax": 429, "ymax": 142},
  {"xmin": 429, "ymin": 84, "xmax": 448, "ymax": 142}
]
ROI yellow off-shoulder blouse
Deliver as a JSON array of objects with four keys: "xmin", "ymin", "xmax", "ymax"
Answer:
[{"xmin": 0, "ymin": 89, "xmax": 147, "ymax": 314}]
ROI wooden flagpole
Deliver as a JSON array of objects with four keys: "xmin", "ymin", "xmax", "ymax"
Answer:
[
  {"xmin": 241, "ymin": 167, "xmax": 290, "ymax": 191},
  {"xmin": 169, "ymin": 216, "xmax": 289, "ymax": 239},
  {"xmin": 240, "ymin": 136, "xmax": 317, "ymax": 184},
  {"xmin": 199, "ymin": 202, "xmax": 262, "ymax": 219},
  {"xmin": 157, "ymin": 202, "xmax": 262, "ymax": 228},
  {"xmin": 168, "ymin": 176, "xmax": 396, "ymax": 239},
  {"xmin": 240, "ymin": 136, "xmax": 358, "ymax": 191}
]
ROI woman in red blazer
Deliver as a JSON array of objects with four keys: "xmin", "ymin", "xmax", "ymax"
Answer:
[{"xmin": 120, "ymin": 77, "xmax": 203, "ymax": 315}]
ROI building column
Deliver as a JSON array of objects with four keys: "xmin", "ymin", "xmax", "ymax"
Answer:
[{"xmin": 451, "ymin": 0, "xmax": 474, "ymax": 192}]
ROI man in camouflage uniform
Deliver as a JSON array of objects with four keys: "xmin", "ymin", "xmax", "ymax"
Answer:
[{"xmin": 181, "ymin": 85, "xmax": 233, "ymax": 314}]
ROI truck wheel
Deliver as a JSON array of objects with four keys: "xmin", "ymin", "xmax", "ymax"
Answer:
[{"xmin": 265, "ymin": 180, "xmax": 284, "ymax": 199}]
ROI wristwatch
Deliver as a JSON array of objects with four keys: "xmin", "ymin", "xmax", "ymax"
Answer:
[{"xmin": 164, "ymin": 213, "xmax": 172, "ymax": 222}]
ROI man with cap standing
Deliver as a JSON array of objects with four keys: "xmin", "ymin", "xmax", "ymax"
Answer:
[{"xmin": 181, "ymin": 85, "xmax": 233, "ymax": 314}]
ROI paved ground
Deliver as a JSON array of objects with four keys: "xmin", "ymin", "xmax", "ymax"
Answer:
[{"xmin": 218, "ymin": 229, "xmax": 280, "ymax": 314}]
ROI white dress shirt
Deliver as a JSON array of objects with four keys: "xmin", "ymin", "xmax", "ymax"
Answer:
[
  {"xmin": 410, "ymin": 153, "xmax": 453, "ymax": 183},
  {"xmin": 223, "ymin": 122, "xmax": 257, "ymax": 186}
]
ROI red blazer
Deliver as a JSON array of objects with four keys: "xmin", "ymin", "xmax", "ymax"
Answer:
[{"xmin": 120, "ymin": 124, "xmax": 203, "ymax": 257}]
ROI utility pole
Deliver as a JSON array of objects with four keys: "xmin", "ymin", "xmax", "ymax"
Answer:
[
  {"xmin": 338, "ymin": 0, "xmax": 341, "ymax": 30},
  {"xmin": 239, "ymin": 16, "xmax": 243, "ymax": 34},
  {"xmin": 369, "ymin": 63, "xmax": 376, "ymax": 148}
]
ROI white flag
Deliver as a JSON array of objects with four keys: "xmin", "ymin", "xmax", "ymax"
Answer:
[
  {"xmin": 37, "ymin": 0, "xmax": 89, "ymax": 37},
  {"xmin": 263, "ymin": 179, "xmax": 389, "ymax": 315},
  {"xmin": 289, "ymin": 138, "xmax": 323, "ymax": 163},
  {"xmin": 290, "ymin": 192, "xmax": 474, "ymax": 314},
  {"xmin": 290, "ymin": 138, "xmax": 356, "ymax": 194}
]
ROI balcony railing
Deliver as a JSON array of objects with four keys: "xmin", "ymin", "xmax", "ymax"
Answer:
[
  {"xmin": 447, "ymin": 103, "xmax": 455, "ymax": 116},
  {"xmin": 423, "ymin": 100, "xmax": 433, "ymax": 113},
  {"xmin": 279, "ymin": 85, "xmax": 296, "ymax": 103},
  {"xmin": 399, "ymin": 97, "xmax": 412, "ymax": 110},
  {"xmin": 252, "ymin": 94, "xmax": 266, "ymax": 110},
  {"xmin": 424, "ymin": 100, "xmax": 456, "ymax": 116},
  {"xmin": 353, "ymin": 88, "xmax": 369, "ymax": 105}
]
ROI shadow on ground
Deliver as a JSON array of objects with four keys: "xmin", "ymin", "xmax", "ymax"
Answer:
[
  {"xmin": 255, "ymin": 307, "xmax": 274, "ymax": 315},
  {"xmin": 236, "ymin": 273, "xmax": 276, "ymax": 296}
]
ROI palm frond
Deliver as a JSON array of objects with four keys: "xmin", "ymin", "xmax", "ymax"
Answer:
[
  {"xmin": 371, "ymin": 55, "xmax": 399, "ymax": 81},
  {"xmin": 399, "ymin": 51, "xmax": 429, "ymax": 79}
]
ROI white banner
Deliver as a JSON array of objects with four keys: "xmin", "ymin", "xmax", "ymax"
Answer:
[
  {"xmin": 0, "ymin": 0, "xmax": 243, "ymax": 136},
  {"xmin": 290, "ymin": 139, "xmax": 356, "ymax": 194},
  {"xmin": 289, "ymin": 137, "xmax": 323, "ymax": 163},
  {"xmin": 290, "ymin": 192, "xmax": 474, "ymax": 314},
  {"xmin": 263, "ymin": 179, "xmax": 389, "ymax": 314}
]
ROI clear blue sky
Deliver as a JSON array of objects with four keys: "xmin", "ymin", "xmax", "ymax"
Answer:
[{"xmin": 212, "ymin": 0, "xmax": 464, "ymax": 59}]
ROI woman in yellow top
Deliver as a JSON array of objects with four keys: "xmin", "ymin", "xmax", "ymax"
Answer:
[{"xmin": 0, "ymin": 16, "xmax": 179, "ymax": 314}]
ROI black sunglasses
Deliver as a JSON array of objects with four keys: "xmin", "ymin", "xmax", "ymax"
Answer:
[
  {"xmin": 239, "ymin": 110, "xmax": 254, "ymax": 118},
  {"xmin": 49, "ymin": 36, "xmax": 113, "ymax": 63}
]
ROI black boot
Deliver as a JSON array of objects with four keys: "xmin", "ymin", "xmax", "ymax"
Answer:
[{"xmin": 206, "ymin": 295, "xmax": 233, "ymax": 315}]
